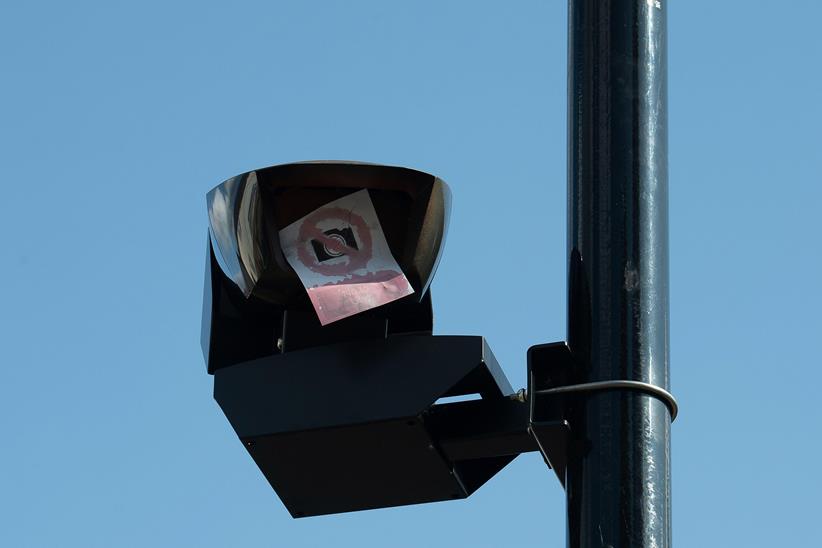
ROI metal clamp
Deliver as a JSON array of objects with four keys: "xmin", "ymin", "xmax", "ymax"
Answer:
[{"xmin": 533, "ymin": 380, "xmax": 678, "ymax": 421}]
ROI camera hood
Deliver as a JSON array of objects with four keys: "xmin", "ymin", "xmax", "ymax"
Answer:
[{"xmin": 206, "ymin": 161, "xmax": 451, "ymax": 307}]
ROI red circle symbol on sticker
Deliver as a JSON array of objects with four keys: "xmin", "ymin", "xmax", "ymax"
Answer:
[{"xmin": 296, "ymin": 206, "xmax": 373, "ymax": 277}]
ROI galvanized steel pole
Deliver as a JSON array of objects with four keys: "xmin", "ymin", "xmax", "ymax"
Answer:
[{"xmin": 566, "ymin": 1, "xmax": 671, "ymax": 547}]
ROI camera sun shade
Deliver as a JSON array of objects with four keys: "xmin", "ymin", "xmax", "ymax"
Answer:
[{"xmin": 206, "ymin": 162, "xmax": 449, "ymax": 307}]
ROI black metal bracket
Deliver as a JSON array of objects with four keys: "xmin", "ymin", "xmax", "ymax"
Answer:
[
  {"xmin": 526, "ymin": 341, "xmax": 679, "ymax": 488},
  {"xmin": 527, "ymin": 341, "xmax": 576, "ymax": 487},
  {"xmin": 431, "ymin": 340, "xmax": 579, "ymax": 489}
]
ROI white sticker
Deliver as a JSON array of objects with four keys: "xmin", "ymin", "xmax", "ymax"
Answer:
[{"xmin": 278, "ymin": 189, "xmax": 414, "ymax": 325}]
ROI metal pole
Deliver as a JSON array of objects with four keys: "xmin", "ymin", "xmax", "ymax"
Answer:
[{"xmin": 566, "ymin": 1, "xmax": 671, "ymax": 547}]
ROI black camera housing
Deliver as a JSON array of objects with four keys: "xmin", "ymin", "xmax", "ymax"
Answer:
[{"xmin": 202, "ymin": 161, "xmax": 451, "ymax": 374}]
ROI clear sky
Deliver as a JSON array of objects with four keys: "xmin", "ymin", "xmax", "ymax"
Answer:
[{"xmin": 2, "ymin": 1, "xmax": 820, "ymax": 547}]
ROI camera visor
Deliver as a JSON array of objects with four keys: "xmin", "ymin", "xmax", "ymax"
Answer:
[
  {"xmin": 206, "ymin": 162, "xmax": 451, "ymax": 318},
  {"xmin": 206, "ymin": 171, "xmax": 265, "ymax": 297}
]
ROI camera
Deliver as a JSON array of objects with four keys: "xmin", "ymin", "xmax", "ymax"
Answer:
[{"xmin": 201, "ymin": 162, "xmax": 542, "ymax": 518}]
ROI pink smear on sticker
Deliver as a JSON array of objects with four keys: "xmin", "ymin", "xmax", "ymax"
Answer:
[{"xmin": 308, "ymin": 270, "xmax": 411, "ymax": 325}]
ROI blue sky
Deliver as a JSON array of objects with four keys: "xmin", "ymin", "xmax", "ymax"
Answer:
[{"xmin": 2, "ymin": 1, "xmax": 820, "ymax": 546}]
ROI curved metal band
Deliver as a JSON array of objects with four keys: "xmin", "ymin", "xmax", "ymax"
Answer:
[{"xmin": 533, "ymin": 380, "xmax": 679, "ymax": 421}]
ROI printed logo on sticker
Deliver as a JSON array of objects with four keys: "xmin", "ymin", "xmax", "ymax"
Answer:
[{"xmin": 311, "ymin": 226, "xmax": 358, "ymax": 262}]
